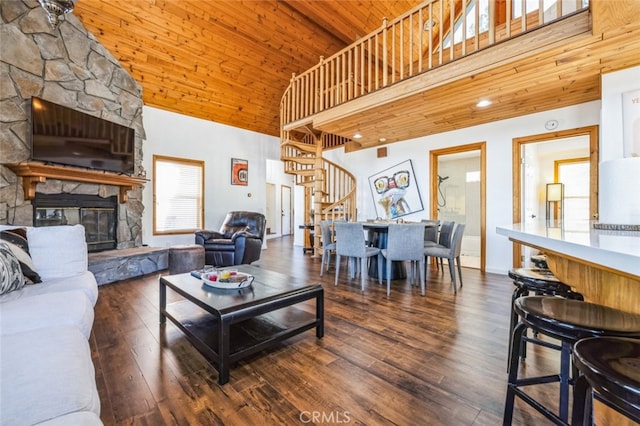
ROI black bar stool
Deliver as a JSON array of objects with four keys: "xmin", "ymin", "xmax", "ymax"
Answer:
[
  {"xmin": 504, "ymin": 296, "xmax": 640, "ymax": 425},
  {"xmin": 507, "ymin": 268, "xmax": 583, "ymax": 365},
  {"xmin": 530, "ymin": 254, "xmax": 549, "ymax": 269},
  {"xmin": 572, "ymin": 336, "xmax": 640, "ymax": 425}
]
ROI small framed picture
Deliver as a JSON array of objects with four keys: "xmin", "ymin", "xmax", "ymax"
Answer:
[{"xmin": 231, "ymin": 158, "xmax": 248, "ymax": 185}]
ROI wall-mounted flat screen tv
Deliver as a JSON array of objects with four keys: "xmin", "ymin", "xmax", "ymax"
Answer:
[{"xmin": 30, "ymin": 97, "xmax": 135, "ymax": 175}]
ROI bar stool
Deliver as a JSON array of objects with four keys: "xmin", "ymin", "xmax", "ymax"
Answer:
[
  {"xmin": 507, "ymin": 268, "xmax": 583, "ymax": 365},
  {"xmin": 572, "ymin": 336, "xmax": 640, "ymax": 425},
  {"xmin": 530, "ymin": 254, "xmax": 549, "ymax": 269},
  {"xmin": 504, "ymin": 296, "xmax": 640, "ymax": 425}
]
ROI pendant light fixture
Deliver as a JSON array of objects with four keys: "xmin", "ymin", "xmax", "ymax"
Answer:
[{"xmin": 38, "ymin": 0, "xmax": 75, "ymax": 30}]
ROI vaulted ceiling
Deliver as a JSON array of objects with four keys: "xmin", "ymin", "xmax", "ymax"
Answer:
[
  {"xmin": 74, "ymin": 1, "xmax": 422, "ymax": 137},
  {"xmin": 74, "ymin": 1, "xmax": 640, "ymax": 147}
]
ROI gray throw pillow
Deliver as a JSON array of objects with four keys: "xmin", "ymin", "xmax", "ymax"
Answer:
[
  {"xmin": 0, "ymin": 228, "xmax": 42, "ymax": 284},
  {"xmin": 0, "ymin": 241, "xmax": 26, "ymax": 295}
]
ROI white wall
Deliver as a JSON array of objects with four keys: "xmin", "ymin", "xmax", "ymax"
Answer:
[
  {"xmin": 141, "ymin": 106, "xmax": 282, "ymax": 248},
  {"xmin": 323, "ymin": 101, "xmax": 602, "ymax": 274},
  {"xmin": 601, "ymin": 66, "xmax": 640, "ymax": 161},
  {"xmin": 599, "ymin": 66, "xmax": 640, "ymax": 225}
]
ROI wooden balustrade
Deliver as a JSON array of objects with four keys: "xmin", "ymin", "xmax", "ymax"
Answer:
[
  {"xmin": 280, "ymin": 0, "xmax": 590, "ymax": 127},
  {"xmin": 280, "ymin": 130, "xmax": 356, "ymax": 254}
]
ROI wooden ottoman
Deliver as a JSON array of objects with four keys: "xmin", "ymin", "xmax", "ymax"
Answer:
[{"xmin": 168, "ymin": 244, "xmax": 205, "ymax": 275}]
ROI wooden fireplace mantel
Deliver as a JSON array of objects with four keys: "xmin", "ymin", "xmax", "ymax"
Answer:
[{"xmin": 6, "ymin": 163, "xmax": 148, "ymax": 203}]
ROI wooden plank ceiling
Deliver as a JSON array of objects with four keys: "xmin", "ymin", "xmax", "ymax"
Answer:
[
  {"xmin": 74, "ymin": 1, "xmax": 640, "ymax": 147},
  {"xmin": 74, "ymin": 0, "xmax": 421, "ymax": 138}
]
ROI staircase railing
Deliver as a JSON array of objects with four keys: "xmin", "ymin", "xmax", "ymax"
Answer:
[
  {"xmin": 281, "ymin": 0, "xmax": 590, "ymax": 126},
  {"xmin": 316, "ymin": 157, "xmax": 356, "ymax": 222},
  {"xmin": 281, "ymin": 132, "xmax": 356, "ymax": 219},
  {"xmin": 281, "ymin": 130, "xmax": 356, "ymax": 252}
]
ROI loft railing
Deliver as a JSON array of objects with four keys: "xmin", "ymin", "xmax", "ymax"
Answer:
[{"xmin": 280, "ymin": 0, "xmax": 589, "ymax": 127}]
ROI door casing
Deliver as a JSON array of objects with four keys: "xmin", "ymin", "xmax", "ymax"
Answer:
[
  {"xmin": 511, "ymin": 125, "xmax": 599, "ymax": 267},
  {"xmin": 430, "ymin": 141, "xmax": 486, "ymax": 272},
  {"xmin": 281, "ymin": 184, "xmax": 292, "ymax": 236}
]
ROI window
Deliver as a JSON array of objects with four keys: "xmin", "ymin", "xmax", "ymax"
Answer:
[
  {"xmin": 466, "ymin": 170, "xmax": 481, "ymax": 183},
  {"xmin": 512, "ymin": 0, "xmax": 588, "ymax": 20},
  {"xmin": 443, "ymin": 0, "xmax": 489, "ymax": 48},
  {"xmin": 153, "ymin": 155, "xmax": 204, "ymax": 234},
  {"xmin": 556, "ymin": 158, "xmax": 589, "ymax": 225}
]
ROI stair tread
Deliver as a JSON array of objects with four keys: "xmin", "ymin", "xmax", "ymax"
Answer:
[
  {"xmin": 284, "ymin": 140, "xmax": 316, "ymax": 152},
  {"xmin": 296, "ymin": 170, "xmax": 316, "ymax": 176},
  {"xmin": 281, "ymin": 156, "xmax": 316, "ymax": 165}
]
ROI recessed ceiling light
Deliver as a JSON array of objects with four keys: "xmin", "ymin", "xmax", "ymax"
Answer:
[
  {"xmin": 476, "ymin": 100, "xmax": 492, "ymax": 107},
  {"xmin": 379, "ymin": 137, "xmax": 387, "ymax": 143},
  {"xmin": 353, "ymin": 133, "xmax": 362, "ymax": 139}
]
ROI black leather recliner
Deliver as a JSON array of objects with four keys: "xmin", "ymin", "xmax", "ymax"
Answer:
[{"xmin": 195, "ymin": 211, "xmax": 266, "ymax": 267}]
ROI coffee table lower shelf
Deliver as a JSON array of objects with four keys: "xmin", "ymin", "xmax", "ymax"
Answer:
[{"xmin": 160, "ymin": 274, "xmax": 324, "ymax": 385}]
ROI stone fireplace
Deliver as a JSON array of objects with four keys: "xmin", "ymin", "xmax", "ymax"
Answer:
[
  {"xmin": 0, "ymin": 2, "xmax": 169, "ymax": 285},
  {"xmin": 0, "ymin": 1, "xmax": 146, "ymax": 250},
  {"xmin": 34, "ymin": 193, "xmax": 118, "ymax": 252}
]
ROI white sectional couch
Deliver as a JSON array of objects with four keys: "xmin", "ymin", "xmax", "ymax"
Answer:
[{"xmin": 0, "ymin": 224, "xmax": 102, "ymax": 426}]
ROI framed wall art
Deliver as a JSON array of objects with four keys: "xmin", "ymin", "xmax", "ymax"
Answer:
[
  {"xmin": 231, "ymin": 158, "xmax": 248, "ymax": 185},
  {"xmin": 368, "ymin": 159, "xmax": 423, "ymax": 219}
]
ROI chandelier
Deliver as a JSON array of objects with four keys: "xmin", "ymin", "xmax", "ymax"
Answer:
[{"xmin": 38, "ymin": 0, "xmax": 75, "ymax": 30}]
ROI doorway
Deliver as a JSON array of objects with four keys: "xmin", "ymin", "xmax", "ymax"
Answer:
[
  {"xmin": 281, "ymin": 185, "xmax": 292, "ymax": 236},
  {"xmin": 512, "ymin": 126, "xmax": 599, "ymax": 267},
  {"xmin": 430, "ymin": 142, "xmax": 486, "ymax": 271},
  {"xmin": 265, "ymin": 183, "xmax": 277, "ymax": 235}
]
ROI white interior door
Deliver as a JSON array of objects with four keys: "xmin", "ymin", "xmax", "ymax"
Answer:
[
  {"xmin": 281, "ymin": 185, "xmax": 292, "ymax": 236},
  {"xmin": 265, "ymin": 183, "xmax": 276, "ymax": 235}
]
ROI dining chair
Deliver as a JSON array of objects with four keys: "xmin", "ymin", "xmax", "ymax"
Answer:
[
  {"xmin": 424, "ymin": 223, "xmax": 465, "ymax": 293},
  {"xmin": 319, "ymin": 220, "xmax": 335, "ymax": 276},
  {"xmin": 422, "ymin": 219, "xmax": 440, "ymax": 246},
  {"xmin": 334, "ymin": 222, "xmax": 382, "ymax": 292},
  {"xmin": 380, "ymin": 223, "xmax": 426, "ymax": 296},
  {"xmin": 427, "ymin": 220, "xmax": 454, "ymax": 270}
]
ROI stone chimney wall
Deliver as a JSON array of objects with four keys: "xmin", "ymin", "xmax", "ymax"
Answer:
[{"xmin": 0, "ymin": 0, "xmax": 145, "ymax": 248}]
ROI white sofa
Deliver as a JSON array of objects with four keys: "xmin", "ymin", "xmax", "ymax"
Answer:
[{"xmin": 0, "ymin": 224, "xmax": 102, "ymax": 426}]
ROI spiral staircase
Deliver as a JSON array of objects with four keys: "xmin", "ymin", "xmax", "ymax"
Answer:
[{"xmin": 280, "ymin": 129, "xmax": 356, "ymax": 255}]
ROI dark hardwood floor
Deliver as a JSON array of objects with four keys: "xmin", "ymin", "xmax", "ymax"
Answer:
[{"xmin": 92, "ymin": 237, "xmax": 560, "ymax": 425}]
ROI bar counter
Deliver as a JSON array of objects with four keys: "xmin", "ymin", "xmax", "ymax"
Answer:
[
  {"xmin": 497, "ymin": 220, "xmax": 640, "ymax": 277},
  {"xmin": 497, "ymin": 220, "xmax": 640, "ymax": 312},
  {"xmin": 497, "ymin": 220, "xmax": 640, "ymax": 425}
]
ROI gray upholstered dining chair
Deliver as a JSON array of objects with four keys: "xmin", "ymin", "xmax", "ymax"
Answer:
[
  {"xmin": 426, "ymin": 220, "xmax": 454, "ymax": 270},
  {"xmin": 424, "ymin": 223, "xmax": 465, "ymax": 293},
  {"xmin": 422, "ymin": 219, "xmax": 440, "ymax": 246},
  {"xmin": 334, "ymin": 222, "xmax": 382, "ymax": 292},
  {"xmin": 319, "ymin": 220, "xmax": 336, "ymax": 276},
  {"xmin": 380, "ymin": 223, "xmax": 426, "ymax": 296}
]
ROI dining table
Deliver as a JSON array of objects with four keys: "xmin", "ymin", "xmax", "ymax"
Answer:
[{"xmin": 362, "ymin": 220, "xmax": 437, "ymax": 280}]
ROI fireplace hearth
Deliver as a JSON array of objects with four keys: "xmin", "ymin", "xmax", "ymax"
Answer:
[{"xmin": 33, "ymin": 193, "xmax": 118, "ymax": 252}]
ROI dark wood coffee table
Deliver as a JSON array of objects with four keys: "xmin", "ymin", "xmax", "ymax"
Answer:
[{"xmin": 159, "ymin": 265, "xmax": 324, "ymax": 384}]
